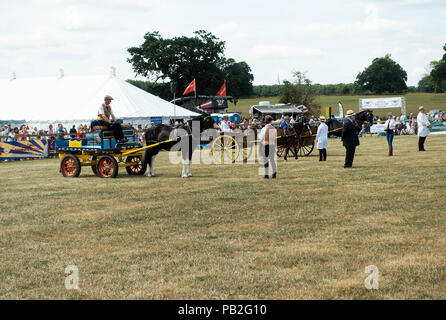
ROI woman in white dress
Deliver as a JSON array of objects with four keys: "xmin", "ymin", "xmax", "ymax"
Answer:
[{"xmin": 316, "ymin": 116, "xmax": 328, "ymax": 161}]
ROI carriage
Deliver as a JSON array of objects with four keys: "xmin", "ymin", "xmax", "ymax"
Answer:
[
  {"xmin": 208, "ymin": 121, "xmax": 317, "ymax": 164},
  {"xmin": 55, "ymin": 123, "xmax": 147, "ymax": 178},
  {"xmin": 275, "ymin": 123, "xmax": 316, "ymax": 158}
]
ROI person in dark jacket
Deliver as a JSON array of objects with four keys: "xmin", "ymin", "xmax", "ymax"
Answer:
[{"xmin": 341, "ymin": 110, "xmax": 360, "ymax": 168}]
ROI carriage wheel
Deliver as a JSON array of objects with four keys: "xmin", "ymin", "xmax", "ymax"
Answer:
[
  {"xmin": 276, "ymin": 146, "xmax": 285, "ymax": 158},
  {"xmin": 91, "ymin": 156, "xmax": 98, "ymax": 175},
  {"xmin": 298, "ymin": 140, "xmax": 315, "ymax": 157},
  {"xmin": 211, "ymin": 135, "xmax": 239, "ymax": 164},
  {"xmin": 96, "ymin": 155, "xmax": 119, "ymax": 178},
  {"xmin": 60, "ymin": 155, "xmax": 81, "ymax": 178},
  {"xmin": 125, "ymin": 156, "xmax": 147, "ymax": 175}
]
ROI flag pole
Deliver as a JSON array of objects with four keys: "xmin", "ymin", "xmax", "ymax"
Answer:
[{"xmin": 194, "ymin": 78, "xmax": 197, "ymax": 99}]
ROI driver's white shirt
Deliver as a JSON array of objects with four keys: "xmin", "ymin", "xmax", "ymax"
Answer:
[
  {"xmin": 219, "ymin": 120, "xmax": 231, "ymax": 132},
  {"xmin": 98, "ymin": 104, "xmax": 115, "ymax": 120}
]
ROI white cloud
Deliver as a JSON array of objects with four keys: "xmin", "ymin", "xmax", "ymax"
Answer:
[
  {"xmin": 251, "ymin": 45, "xmax": 326, "ymax": 60},
  {"xmin": 0, "ymin": 0, "xmax": 444, "ymax": 86}
]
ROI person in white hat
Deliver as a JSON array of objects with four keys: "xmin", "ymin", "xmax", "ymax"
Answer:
[
  {"xmin": 341, "ymin": 110, "xmax": 360, "ymax": 168},
  {"xmin": 219, "ymin": 114, "xmax": 232, "ymax": 133},
  {"xmin": 416, "ymin": 106, "xmax": 430, "ymax": 151},
  {"xmin": 98, "ymin": 95, "xmax": 126, "ymax": 143},
  {"xmin": 316, "ymin": 116, "xmax": 328, "ymax": 161}
]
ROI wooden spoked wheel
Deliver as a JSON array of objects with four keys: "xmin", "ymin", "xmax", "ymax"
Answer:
[
  {"xmin": 96, "ymin": 155, "xmax": 119, "ymax": 178},
  {"xmin": 298, "ymin": 139, "xmax": 315, "ymax": 157},
  {"xmin": 60, "ymin": 155, "xmax": 81, "ymax": 178},
  {"xmin": 125, "ymin": 156, "xmax": 147, "ymax": 175},
  {"xmin": 211, "ymin": 135, "xmax": 239, "ymax": 164}
]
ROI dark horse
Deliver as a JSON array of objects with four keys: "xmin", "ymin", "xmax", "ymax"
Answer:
[
  {"xmin": 276, "ymin": 121, "xmax": 306, "ymax": 161},
  {"xmin": 142, "ymin": 114, "xmax": 216, "ymax": 178},
  {"xmin": 325, "ymin": 110, "xmax": 374, "ymax": 137}
]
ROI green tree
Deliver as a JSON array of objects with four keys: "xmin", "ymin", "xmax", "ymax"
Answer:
[
  {"xmin": 279, "ymin": 72, "xmax": 321, "ymax": 115},
  {"xmin": 220, "ymin": 58, "xmax": 254, "ymax": 103},
  {"xmin": 127, "ymin": 30, "xmax": 254, "ymax": 97},
  {"xmin": 430, "ymin": 43, "xmax": 446, "ymax": 92},
  {"xmin": 417, "ymin": 74, "xmax": 435, "ymax": 93},
  {"xmin": 354, "ymin": 54, "xmax": 408, "ymax": 94}
]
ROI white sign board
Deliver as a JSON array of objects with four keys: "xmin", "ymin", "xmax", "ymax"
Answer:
[
  {"xmin": 359, "ymin": 97, "xmax": 406, "ymax": 115},
  {"xmin": 360, "ymin": 97, "xmax": 403, "ymax": 109}
]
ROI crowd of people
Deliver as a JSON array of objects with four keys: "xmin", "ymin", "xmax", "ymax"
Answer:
[{"xmin": 1, "ymin": 100, "xmax": 442, "ymax": 175}]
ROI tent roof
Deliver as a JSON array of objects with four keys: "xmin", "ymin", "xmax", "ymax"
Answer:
[
  {"xmin": 251, "ymin": 104, "xmax": 308, "ymax": 114},
  {"xmin": 0, "ymin": 74, "xmax": 199, "ymax": 121}
]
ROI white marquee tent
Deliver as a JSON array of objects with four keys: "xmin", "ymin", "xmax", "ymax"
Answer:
[{"xmin": 0, "ymin": 70, "xmax": 198, "ymax": 129}]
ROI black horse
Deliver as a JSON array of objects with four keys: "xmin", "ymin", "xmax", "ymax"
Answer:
[
  {"xmin": 276, "ymin": 121, "xmax": 305, "ymax": 161},
  {"xmin": 143, "ymin": 114, "xmax": 216, "ymax": 178},
  {"xmin": 325, "ymin": 110, "xmax": 374, "ymax": 137}
]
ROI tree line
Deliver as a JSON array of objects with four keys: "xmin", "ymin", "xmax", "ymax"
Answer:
[{"xmin": 126, "ymin": 30, "xmax": 445, "ymax": 108}]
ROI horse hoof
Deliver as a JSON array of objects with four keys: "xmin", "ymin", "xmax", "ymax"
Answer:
[{"xmin": 187, "ymin": 174, "xmax": 192, "ymax": 177}]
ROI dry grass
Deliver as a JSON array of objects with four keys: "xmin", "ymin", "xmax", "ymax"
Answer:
[{"xmin": 1, "ymin": 135, "xmax": 445, "ymax": 299}]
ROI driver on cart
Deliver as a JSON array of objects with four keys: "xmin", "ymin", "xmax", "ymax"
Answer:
[{"xmin": 97, "ymin": 95, "xmax": 127, "ymax": 144}]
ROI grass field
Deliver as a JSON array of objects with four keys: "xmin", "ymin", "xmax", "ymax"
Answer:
[
  {"xmin": 227, "ymin": 93, "xmax": 446, "ymax": 118},
  {"xmin": 1, "ymin": 134, "xmax": 446, "ymax": 299}
]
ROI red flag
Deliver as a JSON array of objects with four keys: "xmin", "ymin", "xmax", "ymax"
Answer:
[
  {"xmin": 216, "ymin": 81, "xmax": 226, "ymax": 96},
  {"xmin": 183, "ymin": 79, "xmax": 196, "ymax": 95}
]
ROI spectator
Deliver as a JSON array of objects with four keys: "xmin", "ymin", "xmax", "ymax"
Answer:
[
  {"xmin": 1, "ymin": 125, "xmax": 7, "ymax": 142},
  {"xmin": 137, "ymin": 124, "xmax": 144, "ymax": 143},
  {"xmin": 219, "ymin": 115, "xmax": 232, "ymax": 133},
  {"xmin": 309, "ymin": 116, "xmax": 316, "ymax": 125},
  {"xmin": 18, "ymin": 124, "xmax": 28, "ymax": 141},
  {"xmin": 410, "ymin": 117, "xmax": 417, "ymax": 135},
  {"xmin": 69, "ymin": 125, "xmax": 77, "ymax": 138},
  {"xmin": 56, "ymin": 124, "xmax": 65, "ymax": 140},
  {"xmin": 77, "ymin": 124, "xmax": 85, "ymax": 139},
  {"xmin": 30, "ymin": 127, "xmax": 38, "ymax": 141},
  {"xmin": 8, "ymin": 127, "xmax": 18, "ymax": 142}
]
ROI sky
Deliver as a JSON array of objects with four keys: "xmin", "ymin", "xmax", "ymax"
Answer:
[{"xmin": 0, "ymin": 0, "xmax": 445, "ymax": 86}]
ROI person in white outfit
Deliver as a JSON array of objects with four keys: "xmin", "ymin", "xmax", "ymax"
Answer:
[
  {"xmin": 316, "ymin": 116, "xmax": 328, "ymax": 161},
  {"xmin": 417, "ymin": 106, "xmax": 430, "ymax": 151},
  {"xmin": 219, "ymin": 115, "xmax": 232, "ymax": 133}
]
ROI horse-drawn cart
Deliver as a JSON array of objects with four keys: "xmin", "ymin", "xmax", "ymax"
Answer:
[
  {"xmin": 276, "ymin": 124, "xmax": 316, "ymax": 158},
  {"xmin": 209, "ymin": 131, "xmax": 257, "ymax": 164},
  {"xmin": 55, "ymin": 124, "xmax": 146, "ymax": 178}
]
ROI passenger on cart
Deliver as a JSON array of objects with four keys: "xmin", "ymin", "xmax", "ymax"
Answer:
[
  {"xmin": 97, "ymin": 95, "xmax": 127, "ymax": 144},
  {"xmin": 219, "ymin": 115, "xmax": 232, "ymax": 133}
]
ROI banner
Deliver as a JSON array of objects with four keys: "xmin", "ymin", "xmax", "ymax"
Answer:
[
  {"xmin": 338, "ymin": 102, "xmax": 344, "ymax": 117},
  {"xmin": 0, "ymin": 139, "xmax": 48, "ymax": 160},
  {"xmin": 359, "ymin": 97, "xmax": 403, "ymax": 109},
  {"xmin": 429, "ymin": 120, "xmax": 446, "ymax": 132}
]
